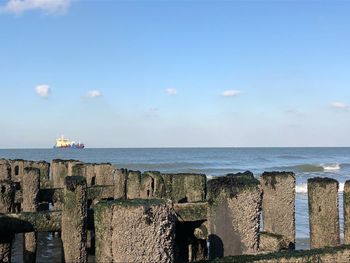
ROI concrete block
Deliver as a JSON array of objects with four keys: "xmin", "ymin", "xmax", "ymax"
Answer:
[
  {"xmin": 114, "ymin": 168, "xmax": 127, "ymax": 199},
  {"xmin": 140, "ymin": 171, "xmax": 166, "ymax": 199},
  {"xmin": 260, "ymin": 172, "xmax": 295, "ymax": 248},
  {"xmin": 344, "ymin": 180, "xmax": 350, "ymax": 244},
  {"xmin": 0, "ymin": 160, "xmax": 11, "ymax": 181},
  {"xmin": 22, "ymin": 167, "xmax": 40, "ymax": 263},
  {"xmin": 95, "ymin": 199, "xmax": 174, "ymax": 263},
  {"xmin": 94, "ymin": 163, "xmax": 114, "ymax": 185},
  {"xmin": 308, "ymin": 177, "xmax": 340, "ymax": 249},
  {"xmin": 61, "ymin": 176, "xmax": 87, "ymax": 263},
  {"xmin": 0, "ymin": 179, "xmax": 15, "ymax": 262},
  {"xmin": 171, "ymin": 173, "xmax": 206, "ymax": 203},
  {"xmin": 126, "ymin": 170, "xmax": 141, "ymax": 199},
  {"xmin": 207, "ymin": 173, "xmax": 261, "ymax": 258}
]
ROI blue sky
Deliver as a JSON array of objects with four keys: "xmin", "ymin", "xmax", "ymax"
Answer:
[{"xmin": 1, "ymin": 0, "xmax": 350, "ymax": 148}]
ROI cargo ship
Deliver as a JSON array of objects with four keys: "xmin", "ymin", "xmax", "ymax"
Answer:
[{"xmin": 53, "ymin": 135, "xmax": 85, "ymax": 149}]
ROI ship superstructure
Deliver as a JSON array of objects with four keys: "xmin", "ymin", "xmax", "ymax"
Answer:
[{"xmin": 54, "ymin": 135, "xmax": 85, "ymax": 149}]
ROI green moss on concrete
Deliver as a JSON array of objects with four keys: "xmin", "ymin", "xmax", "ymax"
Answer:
[
  {"xmin": 161, "ymin": 173, "xmax": 173, "ymax": 199},
  {"xmin": 308, "ymin": 177, "xmax": 339, "ymax": 190},
  {"xmin": 307, "ymin": 177, "xmax": 339, "ymax": 213},
  {"xmin": 226, "ymin": 171, "xmax": 254, "ymax": 180},
  {"xmin": 171, "ymin": 173, "xmax": 206, "ymax": 203},
  {"xmin": 96, "ymin": 198, "xmax": 168, "ymax": 208},
  {"xmin": 142, "ymin": 171, "xmax": 161, "ymax": 182},
  {"xmin": 201, "ymin": 245, "xmax": 350, "ymax": 262},
  {"xmin": 174, "ymin": 202, "xmax": 207, "ymax": 221},
  {"xmin": 344, "ymin": 191, "xmax": 350, "ymax": 207},
  {"xmin": 71, "ymin": 164, "xmax": 86, "ymax": 177},
  {"xmin": 171, "ymin": 174, "xmax": 186, "ymax": 201},
  {"xmin": 140, "ymin": 171, "xmax": 166, "ymax": 198},
  {"xmin": 87, "ymin": 185, "xmax": 114, "ymax": 200},
  {"xmin": 126, "ymin": 170, "xmax": 141, "ymax": 198},
  {"xmin": 65, "ymin": 176, "xmax": 86, "ymax": 191},
  {"xmin": 0, "ymin": 210, "xmax": 62, "ymax": 234},
  {"xmin": 207, "ymin": 172, "xmax": 259, "ymax": 203},
  {"xmin": 94, "ymin": 201, "xmax": 111, "ymax": 258},
  {"xmin": 261, "ymin": 172, "xmax": 295, "ymax": 190}
]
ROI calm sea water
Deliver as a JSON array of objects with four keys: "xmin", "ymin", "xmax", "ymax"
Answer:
[{"xmin": 2, "ymin": 147, "xmax": 350, "ymax": 261}]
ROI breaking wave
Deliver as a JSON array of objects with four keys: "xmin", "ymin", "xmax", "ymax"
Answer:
[
  {"xmin": 322, "ymin": 163, "xmax": 341, "ymax": 171},
  {"xmin": 271, "ymin": 163, "xmax": 342, "ymax": 173},
  {"xmin": 296, "ymin": 182, "xmax": 345, "ymax": 194}
]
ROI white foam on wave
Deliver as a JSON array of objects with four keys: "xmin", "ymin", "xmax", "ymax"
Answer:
[
  {"xmin": 296, "ymin": 182, "xmax": 345, "ymax": 193},
  {"xmin": 295, "ymin": 183, "xmax": 308, "ymax": 193},
  {"xmin": 322, "ymin": 163, "xmax": 341, "ymax": 171}
]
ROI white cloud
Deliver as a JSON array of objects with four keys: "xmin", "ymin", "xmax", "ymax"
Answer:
[
  {"xmin": 331, "ymin": 102, "xmax": 349, "ymax": 110},
  {"xmin": 165, "ymin": 88, "xmax": 177, "ymax": 96},
  {"xmin": 35, "ymin": 84, "xmax": 50, "ymax": 98},
  {"xmin": 0, "ymin": 0, "xmax": 71, "ymax": 15},
  {"xmin": 221, "ymin": 90, "xmax": 240, "ymax": 97},
  {"xmin": 87, "ymin": 90, "xmax": 102, "ymax": 98}
]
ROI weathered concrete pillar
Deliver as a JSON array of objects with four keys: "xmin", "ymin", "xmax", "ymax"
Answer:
[
  {"xmin": 52, "ymin": 159, "xmax": 81, "ymax": 188},
  {"xmin": 22, "ymin": 168, "xmax": 40, "ymax": 263},
  {"xmin": 71, "ymin": 163, "xmax": 97, "ymax": 256},
  {"xmin": 140, "ymin": 171, "xmax": 166, "ymax": 199},
  {"xmin": 94, "ymin": 163, "xmax": 114, "ymax": 185},
  {"xmin": 0, "ymin": 160, "xmax": 11, "ymax": 180},
  {"xmin": 126, "ymin": 170, "xmax": 141, "ymax": 199},
  {"xmin": 8, "ymin": 159, "xmax": 24, "ymax": 183},
  {"xmin": 0, "ymin": 180, "xmax": 15, "ymax": 262},
  {"xmin": 308, "ymin": 177, "xmax": 340, "ymax": 248},
  {"xmin": 61, "ymin": 176, "xmax": 87, "ymax": 263},
  {"xmin": 51, "ymin": 159, "xmax": 69, "ymax": 188},
  {"xmin": 114, "ymin": 168, "xmax": 127, "ymax": 199},
  {"xmin": 85, "ymin": 164, "xmax": 96, "ymax": 186},
  {"xmin": 95, "ymin": 199, "xmax": 174, "ymax": 263},
  {"xmin": 31, "ymin": 161, "xmax": 50, "ymax": 188},
  {"xmin": 67, "ymin": 160, "xmax": 82, "ymax": 176},
  {"xmin": 158, "ymin": 173, "xmax": 207, "ymax": 203},
  {"xmin": 8, "ymin": 160, "xmax": 50, "ymax": 188},
  {"xmin": 172, "ymin": 173, "xmax": 206, "ymax": 203},
  {"xmin": 207, "ymin": 173, "xmax": 261, "ymax": 258},
  {"xmin": 260, "ymin": 172, "xmax": 295, "ymax": 249},
  {"xmin": 72, "ymin": 163, "xmax": 96, "ymax": 186},
  {"xmin": 344, "ymin": 180, "xmax": 350, "ymax": 244},
  {"xmin": 161, "ymin": 173, "xmax": 173, "ymax": 199}
]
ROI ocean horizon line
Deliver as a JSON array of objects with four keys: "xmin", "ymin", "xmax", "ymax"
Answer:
[{"xmin": 1, "ymin": 146, "xmax": 350, "ymax": 150}]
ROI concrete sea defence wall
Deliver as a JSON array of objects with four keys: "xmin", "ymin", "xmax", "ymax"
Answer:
[{"xmin": 0, "ymin": 158, "xmax": 350, "ymax": 262}]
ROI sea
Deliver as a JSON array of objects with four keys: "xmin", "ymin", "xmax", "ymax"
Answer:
[{"xmin": 1, "ymin": 147, "xmax": 350, "ymax": 261}]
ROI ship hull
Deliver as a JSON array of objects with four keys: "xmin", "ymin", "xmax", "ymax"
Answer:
[{"xmin": 53, "ymin": 145, "xmax": 85, "ymax": 149}]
